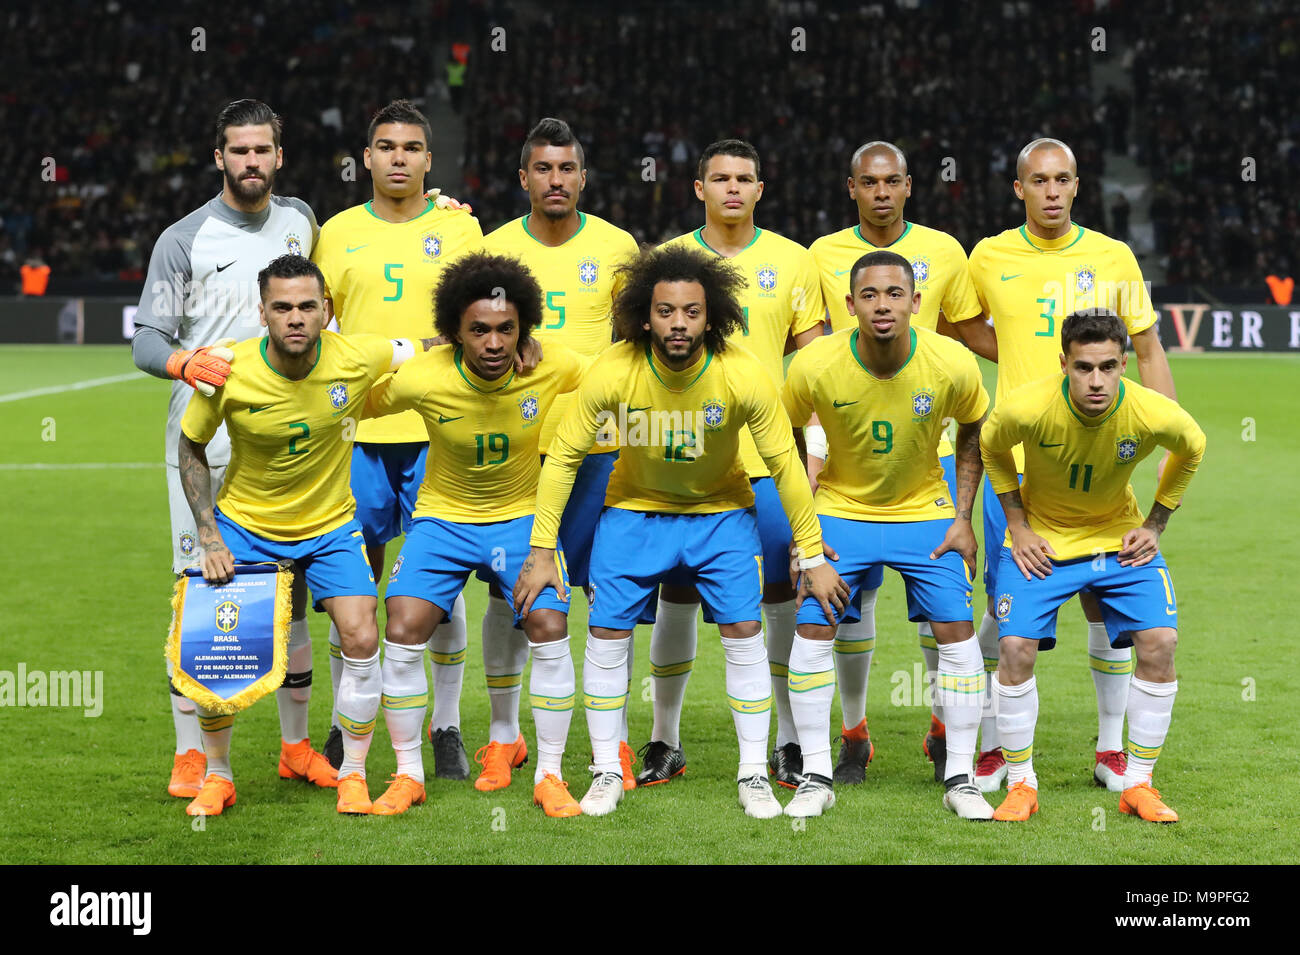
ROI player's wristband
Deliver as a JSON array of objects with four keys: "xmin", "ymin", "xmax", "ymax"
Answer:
[
  {"xmin": 805, "ymin": 424, "xmax": 827, "ymax": 460},
  {"xmin": 798, "ymin": 554, "xmax": 826, "ymax": 571}
]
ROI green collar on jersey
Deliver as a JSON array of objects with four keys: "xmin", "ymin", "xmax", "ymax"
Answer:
[
  {"xmin": 260, "ymin": 335, "xmax": 321, "ymax": 380},
  {"xmin": 849, "ymin": 326, "xmax": 916, "ymax": 380},
  {"xmin": 645, "ymin": 340, "xmax": 712, "ymax": 391},
  {"xmin": 454, "ymin": 346, "xmax": 516, "ymax": 393},
  {"xmin": 1018, "ymin": 222, "xmax": 1085, "ymax": 253},
  {"xmin": 853, "ymin": 220, "xmax": 912, "ymax": 248},
  {"xmin": 693, "ymin": 226, "xmax": 762, "ymax": 257},
  {"xmin": 1061, "ymin": 375, "xmax": 1125, "ymax": 426},
  {"xmin": 522, "ymin": 211, "xmax": 587, "ymax": 246},
  {"xmin": 364, "ymin": 197, "xmax": 435, "ymax": 222}
]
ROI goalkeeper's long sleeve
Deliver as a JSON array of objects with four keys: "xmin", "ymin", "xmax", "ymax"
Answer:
[{"xmin": 131, "ymin": 324, "xmax": 175, "ymax": 379}]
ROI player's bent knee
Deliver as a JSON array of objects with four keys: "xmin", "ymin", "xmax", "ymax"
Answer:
[
  {"xmin": 996, "ymin": 636, "xmax": 1037, "ymax": 683},
  {"xmin": 931, "ymin": 620, "xmax": 975, "ymax": 644},
  {"xmin": 718, "ymin": 620, "xmax": 762, "ymax": 640},
  {"xmin": 798, "ymin": 623, "xmax": 835, "ymax": 641},
  {"xmin": 523, "ymin": 609, "xmax": 568, "ymax": 643},
  {"xmin": 384, "ymin": 598, "xmax": 442, "ymax": 646}
]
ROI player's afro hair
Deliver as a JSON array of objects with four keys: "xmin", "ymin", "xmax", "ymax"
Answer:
[
  {"xmin": 433, "ymin": 251, "xmax": 544, "ymax": 344},
  {"xmin": 257, "ymin": 254, "xmax": 324, "ymax": 298},
  {"xmin": 1061, "ymin": 308, "xmax": 1128, "ymax": 355},
  {"xmin": 611, "ymin": 244, "xmax": 747, "ymax": 354}
]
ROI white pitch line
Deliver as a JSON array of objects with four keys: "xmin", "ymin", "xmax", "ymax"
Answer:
[
  {"xmin": 0, "ymin": 462, "xmax": 163, "ymax": 471},
  {"xmin": 0, "ymin": 372, "xmax": 147, "ymax": 404}
]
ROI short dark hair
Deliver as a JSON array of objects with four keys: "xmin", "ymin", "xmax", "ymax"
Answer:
[
  {"xmin": 433, "ymin": 251, "xmax": 544, "ymax": 344},
  {"xmin": 1061, "ymin": 308, "xmax": 1128, "ymax": 355},
  {"xmin": 849, "ymin": 249, "xmax": 914, "ymax": 295},
  {"xmin": 367, "ymin": 99, "xmax": 433, "ymax": 149},
  {"xmin": 697, "ymin": 139, "xmax": 761, "ymax": 181},
  {"xmin": 214, "ymin": 99, "xmax": 281, "ymax": 151},
  {"xmin": 257, "ymin": 254, "xmax": 324, "ymax": 298},
  {"xmin": 612, "ymin": 245, "xmax": 747, "ymax": 353},
  {"xmin": 520, "ymin": 117, "xmax": 584, "ymax": 170}
]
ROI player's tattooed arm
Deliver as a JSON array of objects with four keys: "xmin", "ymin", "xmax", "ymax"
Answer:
[
  {"xmin": 932, "ymin": 414, "xmax": 985, "ymax": 575},
  {"xmin": 178, "ymin": 434, "xmax": 234, "ymax": 584},
  {"xmin": 1119, "ymin": 502, "xmax": 1174, "ymax": 567},
  {"xmin": 514, "ymin": 546, "xmax": 567, "ymax": 617},
  {"xmin": 999, "ymin": 488, "xmax": 1056, "ymax": 580}
]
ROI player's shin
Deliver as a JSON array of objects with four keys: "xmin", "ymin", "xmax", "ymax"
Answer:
[
  {"xmin": 788, "ymin": 633, "xmax": 835, "ymax": 779},
  {"xmin": 833, "ymin": 611, "xmax": 876, "ymax": 733},
  {"xmin": 275, "ymin": 618, "xmax": 312, "ymax": 745},
  {"xmin": 648, "ymin": 599, "xmax": 698, "ymax": 747},
  {"xmin": 583, "ymin": 633, "xmax": 630, "ymax": 774},
  {"xmin": 529, "ymin": 636, "xmax": 576, "ymax": 782},
  {"xmin": 995, "ymin": 674, "xmax": 1038, "ymax": 790},
  {"xmin": 427, "ymin": 592, "xmax": 467, "ymax": 733},
  {"xmin": 763, "ymin": 600, "xmax": 798, "ymax": 747},
  {"xmin": 381, "ymin": 640, "xmax": 428, "ymax": 783},
  {"xmin": 337, "ymin": 650, "xmax": 381, "ymax": 778},
  {"xmin": 197, "ymin": 708, "xmax": 235, "ymax": 781},
  {"xmin": 1089, "ymin": 622, "xmax": 1133, "ymax": 753},
  {"xmin": 976, "ymin": 611, "xmax": 1001, "ymax": 751},
  {"xmin": 935, "ymin": 635, "xmax": 984, "ymax": 782},
  {"xmin": 721, "ymin": 632, "xmax": 772, "ymax": 777},
  {"xmin": 482, "ymin": 596, "xmax": 527, "ymax": 743},
  {"xmin": 918, "ymin": 622, "xmax": 945, "ymax": 726},
  {"xmin": 167, "ymin": 659, "xmax": 203, "ymax": 754},
  {"xmin": 1123, "ymin": 677, "xmax": 1177, "ymax": 788},
  {"xmin": 328, "ymin": 621, "xmax": 344, "ymax": 730}
]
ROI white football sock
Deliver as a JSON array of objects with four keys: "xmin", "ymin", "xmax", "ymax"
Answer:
[
  {"xmin": 1089, "ymin": 622, "xmax": 1133, "ymax": 753},
  {"xmin": 834, "ymin": 589, "xmax": 877, "ymax": 730},
  {"xmin": 1123, "ymin": 677, "xmax": 1177, "ymax": 788},
  {"xmin": 977, "ymin": 611, "xmax": 1001, "ymax": 752},
  {"xmin": 196, "ymin": 709, "xmax": 234, "ymax": 781},
  {"xmin": 935, "ymin": 636, "xmax": 985, "ymax": 782},
  {"xmin": 167, "ymin": 659, "xmax": 203, "ymax": 754},
  {"xmin": 482, "ymin": 596, "xmax": 527, "ymax": 743},
  {"xmin": 763, "ymin": 599, "xmax": 797, "ymax": 748},
  {"xmin": 381, "ymin": 640, "xmax": 428, "ymax": 783},
  {"xmin": 995, "ymin": 674, "xmax": 1038, "ymax": 790},
  {"xmin": 648, "ymin": 599, "xmax": 698, "ymax": 747},
  {"xmin": 787, "ymin": 633, "xmax": 835, "ymax": 779},
  {"xmin": 336, "ymin": 650, "xmax": 381, "ymax": 779},
  {"xmin": 275, "ymin": 617, "xmax": 312, "ymax": 745},
  {"xmin": 529, "ymin": 636, "xmax": 576, "ymax": 782},
  {"xmin": 584, "ymin": 633, "xmax": 630, "ymax": 775},
  {"xmin": 427, "ymin": 592, "xmax": 467, "ymax": 732},
  {"xmin": 721, "ymin": 632, "xmax": 771, "ymax": 777},
  {"xmin": 328, "ymin": 621, "xmax": 343, "ymax": 729},
  {"xmin": 918, "ymin": 621, "xmax": 945, "ymax": 725},
  {"xmin": 621, "ymin": 632, "xmax": 634, "ymax": 744}
]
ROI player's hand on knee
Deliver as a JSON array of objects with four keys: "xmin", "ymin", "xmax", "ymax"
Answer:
[
  {"xmin": 201, "ymin": 543, "xmax": 235, "ymax": 585},
  {"xmin": 514, "ymin": 336, "xmax": 543, "ymax": 375},
  {"xmin": 1009, "ymin": 526, "xmax": 1055, "ymax": 580},
  {"xmin": 931, "ymin": 519, "xmax": 978, "ymax": 577},
  {"xmin": 515, "ymin": 546, "xmax": 565, "ymax": 617},
  {"xmin": 789, "ymin": 539, "xmax": 838, "ymax": 589},
  {"xmin": 1118, "ymin": 526, "xmax": 1160, "ymax": 567},
  {"xmin": 799, "ymin": 561, "xmax": 849, "ymax": 626}
]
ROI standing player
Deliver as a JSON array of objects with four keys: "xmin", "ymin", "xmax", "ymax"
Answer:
[
  {"xmin": 981, "ymin": 309, "xmax": 1203, "ymax": 823},
  {"xmin": 477, "ymin": 118, "xmax": 640, "ymax": 793},
  {"xmin": 808, "ymin": 141, "xmax": 992, "ymax": 784},
  {"xmin": 781, "ymin": 250, "xmax": 993, "ymax": 818},
  {"xmin": 645, "ymin": 140, "xmax": 826, "ymax": 790},
  {"xmin": 363, "ymin": 252, "xmax": 589, "ymax": 817},
  {"xmin": 312, "ymin": 100, "xmax": 483, "ymax": 779},
  {"xmin": 132, "ymin": 100, "xmax": 325, "ymax": 799},
  {"xmin": 515, "ymin": 245, "xmax": 847, "ymax": 818},
  {"xmin": 177, "ymin": 255, "xmax": 428, "ymax": 815},
  {"xmin": 967, "ymin": 138, "xmax": 1177, "ymax": 793}
]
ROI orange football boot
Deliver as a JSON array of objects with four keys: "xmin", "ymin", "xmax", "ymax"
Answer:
[
  {"xmin": 992, "ymin": 781, "xmax": 1039, "ymax": 821},
  {"xmin": 1119, "ymin": 782, "xmax": 1179, "ymax": 823},
  {"xmin": 336, "ymin": 772, "xmax": 372, "ymax": 814},
  {"xmin": 474, "ymin": 734, "xmax": 529, "ymax": 791},
  {"xmin": 279, "ymin": 738, "xmax": 339, "ymax": 788},
  {"xmin": 168, "ymin": 748, "xmax": 206, "ymax": 798},
  {"xmin": 533, "ymin": 773, "xmax": 582, "ymax": 818},
  {"xmin": 619, "ymin": 741, "xmax": 638, "ymax": 791},
  {"xmin": 371, "ymin": 774, "xmax": 427, "ymax": 816},
  {"xmin": 185, "ymin": 774, "xmax": 236, "ymax": 816}
]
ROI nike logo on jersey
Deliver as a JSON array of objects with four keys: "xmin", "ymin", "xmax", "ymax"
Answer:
[
  {"xmin": 216, "ymin": 261, "xmax": 237, "ymax": 272},
  {"xmin": 834, "ymin": 268, "xmax": 852, "ymax": 276},
  {"xmin": 346, "ymin": 244, "xmax": 368, "ymax": 253},
  {"xmin": 1000, "ymin": 273, "xmax": 1022, "ymax": 281},
  {"xmin": 628, "ymin": 405, "xmax": 652, "ymax": 413},
  {"xmin": 1038, "ymin": 440, "xmax": 1065, "ymax": 447},
  {"xmin": 437, "ymin": 414, "xmax": 463, "ymax": 424},
  {"xmin": 832, "ymin": 399, "xmax": 858, "ymax": 408},
  {"xmin": 248, "ymin": 405, "xmax": 270, "ymax": 414}
]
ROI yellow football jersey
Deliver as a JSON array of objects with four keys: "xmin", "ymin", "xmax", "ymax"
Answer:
[
  {"xmin": 783, "ymin": 326, "xmax": 989, "ymax": 521},
  {"xmin": 313, "ymin": 200, "xmax": 483, "ymax": 443},
  {"xmin": 483, "ymin": 212, "xmax": 638, "ymax": 455},
  {"xmin": 981, "ymin": 374, "xmax": 1205, "ymax": 561},
  {"xmin": 366, "ymin": 343, "xmax": 588, "ymax": 523},
  {"xmin": 532, "ymin": 340, "xmax": 823, "ymax": 558},
  {"xmin": 659, "ymin": 227, "xmax": 825, "ymax": 478},
  {"xmin": 181, "ymin": 331, "xmax": 397, "ymax": 540}
]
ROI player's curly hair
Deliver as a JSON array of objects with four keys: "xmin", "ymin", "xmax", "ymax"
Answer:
[
  {"xmin": 611, "ymin": 245, "xmax": 747, "ymax": 354},
  {"xmin": 433, "ymin": 251, "xmax": 544, "ymax": 344}
]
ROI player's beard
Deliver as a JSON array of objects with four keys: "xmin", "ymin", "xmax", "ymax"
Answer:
[
  {"xmin": 653, "ymin": 331, "xmax": 703, "ymax": 367},
  {"xmin": 539, "ymin": 192, "xmax": 574, "ymax": 220},
  {"xmin": 226, "ymin": 165, "xmax": 274, "ymax": 204}
]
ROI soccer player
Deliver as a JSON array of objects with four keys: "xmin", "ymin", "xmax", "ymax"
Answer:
[
  {"xmin": 132, "ymin": 99, "xmax": 323, "ymax": 800},
  {"xmin": 646, "ymin": 140, "xmax": 826, "ymax": 790},
  {"xmin": 515, "ymin": 245, "xmax": 847, "ymax": 819},
  {"xmin": 967, "ymin": 138, "xmax": 1178, "ymax": 793},
  {"xmin": 980, "ymin": 309, "xmax": 1203, "ymax": 823},
  {"xmin": 312, "ymin": 99, "xmax": 484, "ymax": 780},
  {"xmin": 176, "ymin": 254, "xmax": 429, "ymax": 815},
  {"xmin": 782, "ymin": 250, "xmax": 994, "ymax": 818},
  {"xmin": 808, "ymin": 141, "xmax": 991, "ymax": 784},
  {"xmin": 478, "ymin": 118, "xmax": 640, "ymax": 793},
  {"xmin": 363, "ymin": 252, "xmax": 589, "ymax": 817}
]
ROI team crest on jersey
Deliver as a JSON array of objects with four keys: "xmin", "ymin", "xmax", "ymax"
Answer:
[
  {"xmin": 389, "ymin": 555, "xmax": 404, "ymax": 581},
  {"xmin": 1116, "ymin": 434, "xmax": 1141, "ymax": 463},
  {"xmin": 578, "ymin": 257, "xmax": 599, "ymax": 287},
  {"xmin": 756, "ymin": 264, "xmax": 778, "ymax": 294},
  {"xmin": 519, "ymin": 390, "xmax": 540, "ymax": 424},
  {"xmin": 327, "ymin": 381, "xmax": 349, "ymax": 410},
  {"xmin": 702, "ymin": 398, "xmax": 726, "ymax": 430},
  {"xmin": 911, "ymin": 387, "xmax": 936, "ymax": 419},
  {"xmin": 1075, "ymin": 266, "xmax": 1096, "ymax": 294},
  {"xmin": 216, "ymin": 600, "xmax": 239, "ymax": 633},
  {"xmin": 911, "ymin": 256, "xmax": 930, "ymax": 285},
  {"xmin": 285, "ymin": 233, "xmax": 303, "ymax": 256},
  {"xmin": 423, "ymin": 231, "xmax": 442, "ymax": 260},
  {"xmin": 179, "ymin": 532, "xmax": 196, "ymax": 557},
  {"xmin": 995, "ymin": 594, "xmax": 1013, "ymax": 621}
]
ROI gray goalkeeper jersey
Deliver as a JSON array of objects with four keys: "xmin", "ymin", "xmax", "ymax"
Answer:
[{"xmin": 135, "ymin": 193, "xmax": 317, "ymax": 466}]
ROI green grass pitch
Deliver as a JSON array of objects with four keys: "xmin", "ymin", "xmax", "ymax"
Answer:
[{"xmin": 0, "ymin": 345, "xmax": 1294, "ymax": 864}]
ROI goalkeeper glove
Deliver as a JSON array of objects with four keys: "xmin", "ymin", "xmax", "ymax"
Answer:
[
  {"xmin": 165, "ymin": 338, "xmax": 236, "ymax": 396},
  {"xmin": 424, "ymin": 187, "xmax": 474, "ymax": 214}
]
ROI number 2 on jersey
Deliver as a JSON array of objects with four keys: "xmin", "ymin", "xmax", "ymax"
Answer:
[{"xmin": 288, "ymin": 422, "xmax": 310, "ymax": 454}]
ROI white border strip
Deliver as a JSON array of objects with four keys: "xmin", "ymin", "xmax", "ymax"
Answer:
[{"xmin": 0, "ymin": 372, "xmax": 146, "ymax": 404}]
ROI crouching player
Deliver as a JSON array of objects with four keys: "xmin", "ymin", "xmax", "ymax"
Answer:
[
  {"xmin": 515, "ymin": 245, "xmax": 847, "ymax": 819},
  {"xmin": 362, "ymin": 252, "xmax": 590, "ymax": 817},
  {"xmin": 177, "ymin": 254, "xmax": 428, "ymax": 815},
  {"xmin": 981, "ymin": 308, "xmax": 1205, "ymax": 823},
  {"xmin": 781, "ymin": 250, "xmax": 994, "ymax": 818}
]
